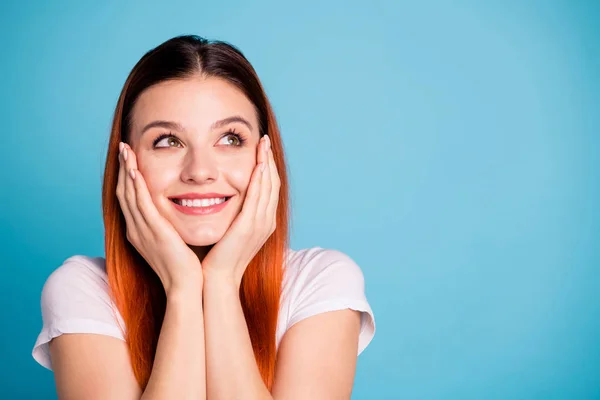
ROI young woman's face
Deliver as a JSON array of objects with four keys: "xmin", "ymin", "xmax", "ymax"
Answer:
[{"xmin": 129, "ymin": 76, "xmax": 260, "ymax": 247}]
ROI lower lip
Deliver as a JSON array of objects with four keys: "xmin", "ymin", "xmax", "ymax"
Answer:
[{"xmin": 171, "ymin": 197, "xmax": 231, "ymax": 215}]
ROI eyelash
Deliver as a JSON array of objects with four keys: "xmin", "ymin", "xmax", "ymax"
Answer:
[{"xmin": 151, "ymin": 129, "xmax": 248, "ymax": 148}]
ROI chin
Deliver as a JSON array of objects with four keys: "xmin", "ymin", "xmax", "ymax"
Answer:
[
  {"xmin": 178, "ymin": 226, "xmax": 227, "ymax": 247},
  {"xmin": 183, "ymin": 236, "xmax": 220, "ymax": 247}
]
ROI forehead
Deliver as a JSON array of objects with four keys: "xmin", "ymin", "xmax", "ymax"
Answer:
[{"xmin": 130, "ymin": 76, "xmax": 258, "ymax": 138}]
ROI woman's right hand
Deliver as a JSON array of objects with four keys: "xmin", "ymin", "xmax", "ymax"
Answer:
[{"xmin": 116, "ymin": 142, "xmax": 202, "ymax": 294}]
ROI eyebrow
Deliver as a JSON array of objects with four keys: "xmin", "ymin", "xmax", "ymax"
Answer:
[{"xmin": 140, "ymin": 115, "xmax": 253, "ymax": 136}]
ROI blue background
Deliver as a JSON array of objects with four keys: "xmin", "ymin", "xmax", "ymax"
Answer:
[{"xmin": 1, "ymin": 0, "xmax": 599, "ymax": 398}]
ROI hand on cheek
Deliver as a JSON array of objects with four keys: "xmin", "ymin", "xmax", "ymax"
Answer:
[
  {"xmin": 201, "ymin": 134, "xmax": 281, "ymax": 287},
  {"xmin": 116, "ymin": 143, "xmax": 203, "ymax": 292}
]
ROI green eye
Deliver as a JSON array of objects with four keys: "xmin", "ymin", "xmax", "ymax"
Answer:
[
  {"xmin": 166, "ymin": 137, "xmax": 180, "ymax": 147},
  {"xmin": 225, "ymin": 134, "xmax": 241, "ymax": 146},
  {"xmin": 218, "ymin": 130, "xmax": 247, "ymax": 147},
  {"xmin": 153, "ymin": 133, "xmax": 182, "ymax": 148}
]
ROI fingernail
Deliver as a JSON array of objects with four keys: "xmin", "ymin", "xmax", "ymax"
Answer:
[
  {"xmin": 265, "ymin": 135, "xmax": 271, "ymax": 149},
  {"xmin": 119, "ymin": 142, "xmax": 124, "ymax": 153},
  {"xmin": 129, "ymin": 169, "xmax": 136, "ymax": 179},
  {"xmin": 123, "ymin": 149, "xmax": 128, "ymax": 161}
]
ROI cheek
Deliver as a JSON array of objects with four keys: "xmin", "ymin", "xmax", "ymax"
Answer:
[
  {"xmin": 138, "ymin": 160, "xmax": 177, "ymax": 202},
  {"xmin": 226, "ymin": 159, "xmax": 255, "ymax": 194}
]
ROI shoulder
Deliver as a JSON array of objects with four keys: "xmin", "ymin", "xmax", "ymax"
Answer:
[
  {"xmin": 33, "ymin": 255, "xmax": 125, "ymax": 370},
  {"xmin": 285, "ymin": 246, "xmax": 362, "ymax": 274},
  {"xmin": 44, "ymin": 255, "xmax": 109, "ymax": 288},
  {"xmin": 40, "ymin": 255, "xmax": 112, "ymax": 311},
  {"xmin": 283, "ymin": 247, "xmax": 366, "ymax": 294},
  {"xmin": 281, "ymin": 247, "xmax": 375, "ymax": 355}
]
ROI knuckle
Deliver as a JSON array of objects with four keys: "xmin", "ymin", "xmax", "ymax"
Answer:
[{"xmin": 126, "ymin": 228, "xmax": 140, "ymax": 244}]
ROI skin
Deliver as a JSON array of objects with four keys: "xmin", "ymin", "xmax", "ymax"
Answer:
[{"xmin": 128, "ymin": 75, "xmax": 264, "ymax": 263}]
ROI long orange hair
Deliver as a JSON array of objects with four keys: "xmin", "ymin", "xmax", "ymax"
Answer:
[{"xmin": 100, "ymin": 35, "xmax": 290, "ymax": 391}]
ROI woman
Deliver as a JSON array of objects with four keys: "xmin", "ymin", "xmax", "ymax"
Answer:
[{"xmin": 32, "ymin": 34, "xmax": 375, "ymax": 399}]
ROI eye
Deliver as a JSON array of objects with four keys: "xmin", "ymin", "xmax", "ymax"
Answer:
[
  {"xmin": 218, "ymin": 129, "xmax": 247, "ymax": 147},
  {"xmin": 153, "ymin": 133, "xmax": 182, "ymax": 148}
]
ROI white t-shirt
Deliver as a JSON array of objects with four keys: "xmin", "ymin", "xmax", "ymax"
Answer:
[{"xmin": 32, "ymin": 247, "xmax": 376, "ymax": 370}]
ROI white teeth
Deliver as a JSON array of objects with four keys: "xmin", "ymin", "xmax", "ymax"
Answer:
[{"xmin": 178, "ymin": 197, "xmax": 227, "ymax": 207}]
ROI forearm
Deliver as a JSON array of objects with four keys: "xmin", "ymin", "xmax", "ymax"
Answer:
[
  {"xmin": 141, "ymin": 281, "xmax": 206, "ymax": 400},
  {"xmin": 203, "ymin": 274, "xmax": 271, "ymax": 400}
]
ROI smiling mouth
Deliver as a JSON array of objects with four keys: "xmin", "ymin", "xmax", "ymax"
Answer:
[{"xmin": 170, "ymin": 196, "xmax": 233, "ymax": 208}]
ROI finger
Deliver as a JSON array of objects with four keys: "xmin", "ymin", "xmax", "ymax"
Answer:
[
  {"xmin": 265, "ymin": 145, "xmax": 280, "ymax": 229},
  {"xmin": 240, "ymin": 155, "xmax": 265, "ymax": 219},
  {"xmin": 130, "ymin": 165, "xmax": 164, "ymax": 234},
  {"xmin": 257, "ymin": 135, "xmax": 268, "ymax": 166},
  {"xmin": 123, "ymin": 143, "xmax": 139, "ymax": 170},
  {"xmin": 240, "ymin": 136, "xmax": 267, "ymax": 215},
  {"xmin": 117, "ymin": 143, "xmax": 139, "ymax": 241},
  {"xmin": 123, "ymin": 145, "xmax": 148, "ymax": 231},
  {"xmin": 256, "ymin": 136, "xmax": 272, "ymax": 221},
  {"xmin": 116, "ymin": 142, "xmax": 126, "ymax": 202}
]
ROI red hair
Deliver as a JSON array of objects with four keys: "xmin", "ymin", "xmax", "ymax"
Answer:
[{"xmin": 100, "ymin": 35, "xmax": 290, "ymax": 391}]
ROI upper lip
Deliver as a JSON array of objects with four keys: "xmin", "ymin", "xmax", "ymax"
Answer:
[{"xmin": 169, "ymin": 192, "xmax": 233, "ymax": 200}]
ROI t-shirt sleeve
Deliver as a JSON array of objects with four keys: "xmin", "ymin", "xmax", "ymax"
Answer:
[
  {"xmin": 286, "ymin": 248, "xmax": 376, "ymax": 355},
  {"xmin": 32, "ymin": 256, "xmax": 126, "ymax": 371}
]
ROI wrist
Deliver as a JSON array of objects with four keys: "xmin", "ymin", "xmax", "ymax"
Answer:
[
  {"xmin": 165, "ymin": 272, "xmax": 204, "ymax": 299},
  {"xmin": 202, "ymin": 267, "xmax": 239, "ymax": 291}
]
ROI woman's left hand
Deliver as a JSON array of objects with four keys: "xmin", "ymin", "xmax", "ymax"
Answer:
[{"xmin": 201, "ymin": 134, "xmax": 280, "ymax": 288}]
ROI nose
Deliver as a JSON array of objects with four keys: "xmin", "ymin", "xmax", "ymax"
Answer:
[{"xmin": 180, "ymin": 147, "xmax": 219, "ymax": 183}]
